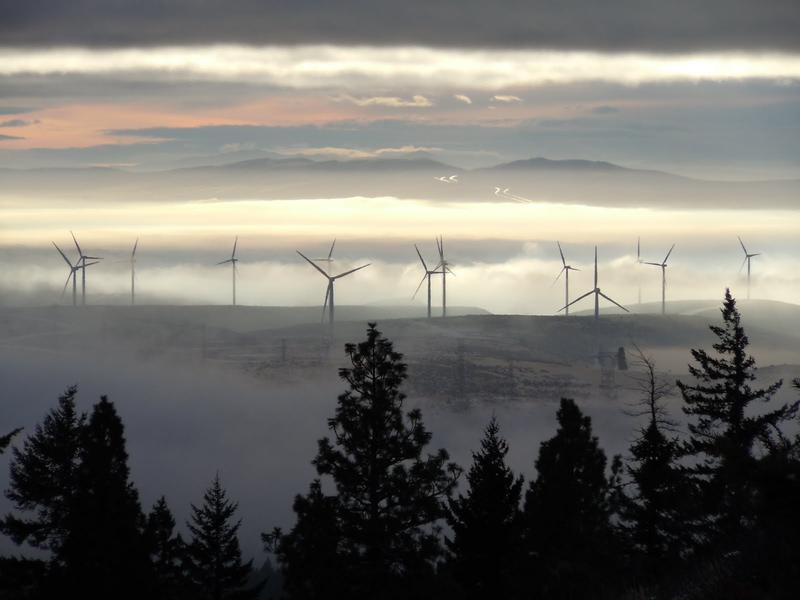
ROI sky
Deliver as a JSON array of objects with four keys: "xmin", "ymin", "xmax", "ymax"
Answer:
[
  {"xmin": 1, "ymin": 1, "xmax": 799, "ymax": 177},
  {"xmin": 1, "ymin": 1, "xmax": 799, "ymax": 311}
]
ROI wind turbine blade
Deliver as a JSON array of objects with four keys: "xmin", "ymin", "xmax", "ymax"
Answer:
[
  {"xmin": 552, "ymin": 266, "xmax": 565, "ymax": 286},
  {"xmin": 232, "ymin": 236, "xmax": 238, "ymax": 259},
  {"xmin": 598, "ymin": 291, "xmax": 630, "ymax": 313},
  {"xmin": 557, "ymin": 241, "xmax": 566, "ymax": 267},
  {"xmin": 328, "ymin": 238, "xmax": 336, "ymax": 260},
  {"xmin": 297, "ymin": 250, "xmax": 331, "ymax": 278},
  {"xmin": 663, "ymin": 243, "xmax": 675, "ymax": 264},
  {"xmin": 445, "ymin": 267, "xmax": 456, "ymax": 276},
  {"xmin": 70, "ymin": 231, "xmax": 83, "ymax": 257},
  {"xmin": 84, "ymin": 256, "xmax": 102, "ymax": 260},
  {"xmin": 738, "ymin": 236, "xmax": 748, "ymax": 255},
  {"xmin": 322, "ymin": 285, "xmax": 330, "ymax": 321},
  {"xmin": 132, "ymin": 237, "xmax": 139, "ymax": 258},
  {"xmin": 414, "ymin": 244, "xmax": 428, "ymax": 271},
  {"xmin": 637, "ymin": 236, "xmax": 641, "ymax": 262},
  {"xmin": 333, "ymin": 263, "xmax": 371, "ymax": 279},
  {"xmin": 570, "ymin": 267, "xmax": 581, "ymax": 272},
  {"xmin": 559, "ymin": 289, "xmax": 595, "ymax": 312},
  {"xmin": 61, "ymin": 273, "xmax": 72, "ymax": 297},
  {"xmin": 642, "ymin": 262, "xmax": 663, "ymax": 267},
  {"xmin": 217, "ymin": 259, "xmax": 233, "ymax": 265},
  {"xmin": 738, "ymin": 256, "xmax": 748, "ymax": 274},
  {"xmin": 82, "ymin": 261, "xmax": 100, "ymax": 268},
  {"xmin": 52, "ymin": 242, "xmax": 73, "ymax": 267},
  {"xmin": 750, "ymin": 253, "xmax": 761, "ymax": 257},
  {"xmin": 412, "ymin": 274, "xmax": 427, "ymax": 299}
]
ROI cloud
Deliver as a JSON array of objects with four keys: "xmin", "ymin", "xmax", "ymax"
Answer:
[
  {"xmin": 0, "ymin": 134, "xmax": 24, "ymax": 141},
  {"xmin": 277, "ymin": 145, "xmax": 442, "ymax": 159},
  {"xmin": 453, "ymin": 94, "xmax": 472, "ymax": 104},
  {"xmin": 0, "ymin": 107, "xmax": 33, "ymax": 115},
  {"xmin": 3, "ymin": 47, "xmax": 800, "ymax": 90},
  {"xmin": 592, "ymin": 106, "xmax": 619, "ymax": 114},
  {"xmin": 492, "ymin": 95, "xmax": 523, "ymax": 103},
  {"xmin": 337, "ymin": 94, "xmax": 433, "ymax": 108},
  {"xmin": 0, "ymin": 119, "xmax": 39, "ymax": 127},
  {"xmin": 2, "ymin": 1, "xmax": 800, "ymax": 52}
]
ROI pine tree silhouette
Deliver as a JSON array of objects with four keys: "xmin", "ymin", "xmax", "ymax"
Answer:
[
  {"xmin": 523, "ymin": 398, "xmax": 618, "ymax": 599},
  {"xmin": 446, "ymin": 416, "xmax": 523, "ymax": 600},
  {"xmin": 59, "ymin": 396, "xmax": 151, "ymax": 600},
  {"xmin": 1, "ymin": 386, "xmax": 85, "ymax": 556},
  {"xmin": 185, "ymin": 474, "xmax": 255, "ymax": 600},
  {"xmin": 273, "ymin": 323, "xmax": 461, "ymax": 600},
  {"xmin": 147, "ymin": 496, "xmax": 190, "ymax": 599},
  {"xmin": 677, "ymin": 289, "xmax": 798, "ymax": 546},
  {"xmin": 618, "ymin": 346, "xmax": 689, "ymax": 580},
  {"xmin": 265, "ymin": 480, "xmax": 348, "ymax": 600}
]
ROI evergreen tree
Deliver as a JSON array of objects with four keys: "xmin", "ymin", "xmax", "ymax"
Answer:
[
  {"xmin": 1, "ymin": 386, "xmax": 85, "ymax": 556},
  {"xmin": 523, "ymin": 398, "xmax": 617, "ymax": 599},
  {"xmin": 265, "ymin": 480, "xmax": 349, "ymax": 600},
  {"xmin": 677, "ymin": 289, "xmax": 798, "ymax": 545},
  {"xmin": 273, "ymin": 323, "xmax": 461, "ymax": 600},
  {"xmin": 618, "ymin": 347, "xmax": 689, "ymax": 580},
  {"xmin": 59, "ymin": 396, "xmax": 151, "ymax": 600},
  {"xmin": 446, "ymin": 416, "xmax": 523, "ymax": 600},
  {"xmin": 147, "ymin": 496, "xmax": 190, "ymax": 599},
  {"xmin": 185, "ymin": 474, "xmax": 255, "ymax": 600}
]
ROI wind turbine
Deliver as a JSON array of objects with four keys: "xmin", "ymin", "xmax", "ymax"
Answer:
[
  {"xmin": 130, "ymin": 238, "xmax": 139, "ymax": 305},
  {"xmin": 553, "ymin": 241, "xmax": 580, "ymax": 316},
  {"xmin": 560, "ymin": 246, "xmax": 629, "ymax": 319},
  {"xmin": 70, "ymin": 231, "xmax": 103, "ymax": 305},
  {"xmin": 313, "ymin": 239, "xmax": 336, "ymax": 274},
  {"xmin": 738, "ymin": 236, "xmax": 760, "ymax": 300},
  {"xmin": 53, "ymin": 242, "xmax": 81, "ymax": 306},
  {"xmin": 217, "ymin": 236, "xmax": 239, "ymax": 306},
  {"xmin": 643, "ymin": 244, "xmax": 675, "ymax": 315},
  {"xmin": 297, "ymin": 249, "xmax": 370, "ymax": 328},
  {"xmin": 412, "ymin": 244, "xmax": 442, "ymax": 319},
  {"xmin": 434, "ymin": 236, "xmax": 455, "ymax": 317}
]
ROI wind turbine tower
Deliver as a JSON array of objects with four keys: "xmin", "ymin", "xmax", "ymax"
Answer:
[
  {"xmin": 643, "ymin": 244, "xmax": 675, "ymax": 315},
  {"xmin": 637, "ymin": 237, "xmax": 643, "ymax": 305},
  {"xmin": 412, "ymin": 243, "xmax": 442, "ymax": 318},
  {"xmin": 217, "ymin": 236, "xmax": 239, "ymax": 306},
  {"xmin": 554, "ymin": 241, "xmax": 580, "ymax": 315},
  {"xmin": 71, "ymin": 231, "xmax": 103, "ymax": 305},
  {"xmin": 738, "ymin": 236, "xmax": 760, "ymax": 300},
  {"xmin": 297, "ymin": 249, "xmax": 370, "ymax": 329},
  {"xmin": 434, "ymin": 236, "xmax": 455, "ymax": 317},
  {"xmin": 561, "ymin": 246, "xmax": 629, "ymax": 319}
]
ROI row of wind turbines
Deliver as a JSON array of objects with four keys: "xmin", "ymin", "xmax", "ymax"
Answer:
[{"xmin": 51, "ymin": 232, "xmax": 762, "ymax": 322}]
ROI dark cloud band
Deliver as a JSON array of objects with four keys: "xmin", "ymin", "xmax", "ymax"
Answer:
[{"xmin": 2, "ymin": 0, "xmax": 799, "ymax": 52}]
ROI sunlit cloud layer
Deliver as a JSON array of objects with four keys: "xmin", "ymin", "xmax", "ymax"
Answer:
[{"xmin": 2, "ymin": 46, "xmax": 800, "ymax": 89}]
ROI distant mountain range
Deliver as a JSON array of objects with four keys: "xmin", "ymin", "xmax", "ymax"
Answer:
[{"xmin": 2, "ymin": 155, "xmax": 797, "ymax": 209}]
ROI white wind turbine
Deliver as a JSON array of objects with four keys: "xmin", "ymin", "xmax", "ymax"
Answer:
[
  {"xmin": 434, "ymin": 236, "xmax": 455, "ymax": 317},
  {"xmin": 412, "ymin": 243, "xmax": 443, "ymax": 319},
  {"xmin": 70, "ymin": 231, "xmax": 103, "ymax": 305},
  {"xmin": 297, "ymin": 249, "xmax": 370, "ymax": 328},
  {"xmin": 553, "ymin": 241, "xmax": 580, "ymax": 316},
  {"xmin": 560, "ymin": 246, "xmax": 629, "ymax": 319},
  {"xmin": 53, "ymin": 242, "xmax": 86, "ymax": 307},
  {"xmin": 312, "ymin": 239, "xmax": 336, "ymax": 274},
  {"xmin": 737, "ymin": 236, "xmax": 760, "ymax": 300},
  {"xmin": 217, "ymin": 236, "xmax": 239, "ymax": 306},
  {"xmin": 642, "ymin": 244, "xmax": 675, "ymax": 315}
]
